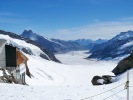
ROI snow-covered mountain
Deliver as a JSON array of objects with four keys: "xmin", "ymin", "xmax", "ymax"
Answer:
[
  {"xmin": 70, "ymin": 38, "xmax": 107, "ymax": 49},
  {"xmin": 21, "ymin": 30, "xmax": 108, "ymax": 53},
  {"xmin": 72, "ymin": 39, "xmax": 93, "ymax": 45},
  {"xmin": 73, "ymin": 38, "xmax": 107, "ymax": 45},
  {"xmin": 112, "ymin": 30, "xmax": 133, "ymax": 40},
  {"xmin": 21, "ymin": 30, "xmax": 38, "ymax": 41},
  {"xmin": 0, "ymin": 30, "xmax": 60, "ymax": 63},
  {"xmin": 21, "ymin": 30, "xmax": 85, "ymax": 53},
  {"xmin": 88, "ymin": 30, "xmax": 133, "ymax": 60},
  {"xmin": 95, "ymin": 38, "xmax": 107, "ymax": 44}
]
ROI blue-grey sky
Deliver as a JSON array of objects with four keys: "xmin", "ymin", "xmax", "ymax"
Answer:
[{"xmin": 1, "ymin": 0, "xmax": 133, "ymax": 40}]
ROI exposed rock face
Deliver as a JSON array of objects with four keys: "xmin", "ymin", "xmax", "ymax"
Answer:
[
  {"xmin": 40, "ymin": 53, "xmax": 49, "ymax": 60},
  {"xmin": 21, "ymin": 48, "xmax": 32, "ymax": 55},
  {"xmin": 0, "ymin": 68, "xmax": 16, "ymax": 83},
  {"xmin": 25, "ymin": 62, "xmax": 32, "ymax": 78},
  {"xmin": 91, "ymin": 76, "xmax": 103, "ymax": 85},
  {"xmin": 91, "ymin": 75, "xmax": 113, "ymax": 85},
  {"xmin": 112, "ymin": 52, "xmax": 133, "ymax": 75}
]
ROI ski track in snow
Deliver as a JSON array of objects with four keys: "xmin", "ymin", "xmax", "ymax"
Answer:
[{"xmin": 43, "ymin": 66, "xmax": 67, "ymax": 86}]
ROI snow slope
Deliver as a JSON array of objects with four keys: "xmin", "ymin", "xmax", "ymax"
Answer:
[
  {"xmin": 0, "ymin": 35, "xmax": 132, "ymax": 100},
  {"xmin": 0, "ymin": 51, "xmax": 133, "ymax": 100},
  {"xmin": 120, "ymin": 40, "xmax": 133, "ymax": 49},
  {"xmin": 26, "ymin": 53, "xmax": 116, "ymax": 86}
]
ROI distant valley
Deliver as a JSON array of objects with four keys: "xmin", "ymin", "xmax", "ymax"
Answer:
[{"xmin": 1, "ymin": 29, "xmax": 133, "ymax": 62}]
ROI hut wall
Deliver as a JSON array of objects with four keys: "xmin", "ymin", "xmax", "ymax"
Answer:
[{"xmin": 0, "ymin": 47, "xmax": 6, "ymax": 67}]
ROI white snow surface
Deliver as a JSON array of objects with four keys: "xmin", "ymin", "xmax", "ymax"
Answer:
[
  {"xmin": 26, "ymin": 52, "xmax": 116, "ymax": 86},
  {"xmin": 97, "ymin": 79, "xmax": 104, "ymax": 84},
  {"xmin": 120, "ymin": 40, "xmax": 133, "ymax": 49},
  {"xmin": 55, "ymin": 51, "xmax": 93, "ymax": 65},
  {"xmin": 0, "ymin": 35, "xmax": 133, "ymax": 100},
  {"xmin": 0, "ymin": 70, "xmax": 3, "ymax": 76}
]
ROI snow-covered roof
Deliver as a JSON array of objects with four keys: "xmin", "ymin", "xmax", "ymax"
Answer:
[{"xmin": 0, "ymin": 39, "xmax": 6, "ymax": 54}]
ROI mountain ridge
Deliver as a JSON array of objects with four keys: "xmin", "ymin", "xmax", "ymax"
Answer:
[
  {"xmin": 88, "ymin": 30, "xmax": 133, "ymax": 60},
  {"xmin": 21, "ymin": 30, "xmax": 107, "ymax": 52},
  {"xmin": 0, "ymin": 30, "xmax": 60, "ymax": 63},
  {"xmin": 21, "ymin": 30, "xmax": 86, "ymax": 53}
]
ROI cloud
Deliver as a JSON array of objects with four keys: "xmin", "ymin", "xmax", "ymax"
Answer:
[
  {"xmin": 119, "ymin": 17, "xmax": 133, "ymax": 21},
  {"xmin": 0, "ymin": 17, "xmax": 27, "ymax": 24},
  {"xmin": 0, "ymin": 12, "xmax": 15, "ymax": 16},
  {"xmin": 55, "ymin": 18, "xmax": 133, "ymax": 40},
  {"xmin": 0, "ymin": 12, "xmax": 27, "ymax": 24}
]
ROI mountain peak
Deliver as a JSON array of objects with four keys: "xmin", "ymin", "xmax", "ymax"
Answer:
[
  {"xmin": 112, "ymin": 30, "xmax": 133, "ymax": 40},
  {"xmin": 21, "ymin": 30, "xmax": 37, "ymax": 40},
  {"xmin": 94, "ymin": 38, "xmax": 107, "ymax": 44},
  {"xmin": 119, "ymin": 30, "xmax": 133, "ymax": 36},
  {"xmin": 22, "ymin": 30, "xmax": 34, "ymax": 35}
]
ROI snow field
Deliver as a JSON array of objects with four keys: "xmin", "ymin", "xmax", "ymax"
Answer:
[{"xmin": 0, "ymin": 33, "xmax": 133, "ymax": 100}]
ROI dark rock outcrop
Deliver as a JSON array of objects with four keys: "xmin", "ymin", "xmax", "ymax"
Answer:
[
  {"xmin": 25, "ymin": 62, "xmax": 32, "ymax": 78},
  {"xmin": 0, "ymin": 68, "xmax": 16, "ymax": 83},
  {"xmin": 91, "ymin": 75, "xmax": 113, "ymax": 85},
  {"xmin": 21, "ymin": 48, "xmax": 32, "ymax": 55},
  {"xmin": 112, "ymin": 51, "xmax": 133, "ymax": 75},
  {"xmin": 40, "ymin": 53, "xmax": 49, "ymax": 60},
  {"xmin": 91, "ymin": 76, "xmax": 103, "ymax": 85}
]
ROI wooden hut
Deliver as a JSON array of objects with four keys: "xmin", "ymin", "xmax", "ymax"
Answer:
[{"xmin": 0, "ymin": 39, "xmax": 28, "ymax": 84}]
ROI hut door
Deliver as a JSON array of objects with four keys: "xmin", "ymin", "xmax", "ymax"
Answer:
[{"xmin": 5, "ymin": 45, "xmax": 16, "ymax": 67}]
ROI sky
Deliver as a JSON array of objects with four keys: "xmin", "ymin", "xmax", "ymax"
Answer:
[{"xmin": 0, "ymin": 0, "xmax": 133, "ymax": 40}]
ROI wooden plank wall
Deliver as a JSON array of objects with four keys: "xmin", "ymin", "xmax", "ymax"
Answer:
[{"xmin": 17, "ymin": 51, "xmax": 25, "ymax": 66}]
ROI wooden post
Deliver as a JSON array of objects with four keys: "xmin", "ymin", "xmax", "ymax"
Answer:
[{"xmin": 127, "ymin": 70, "xmax": 129, "ymax": 100}]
